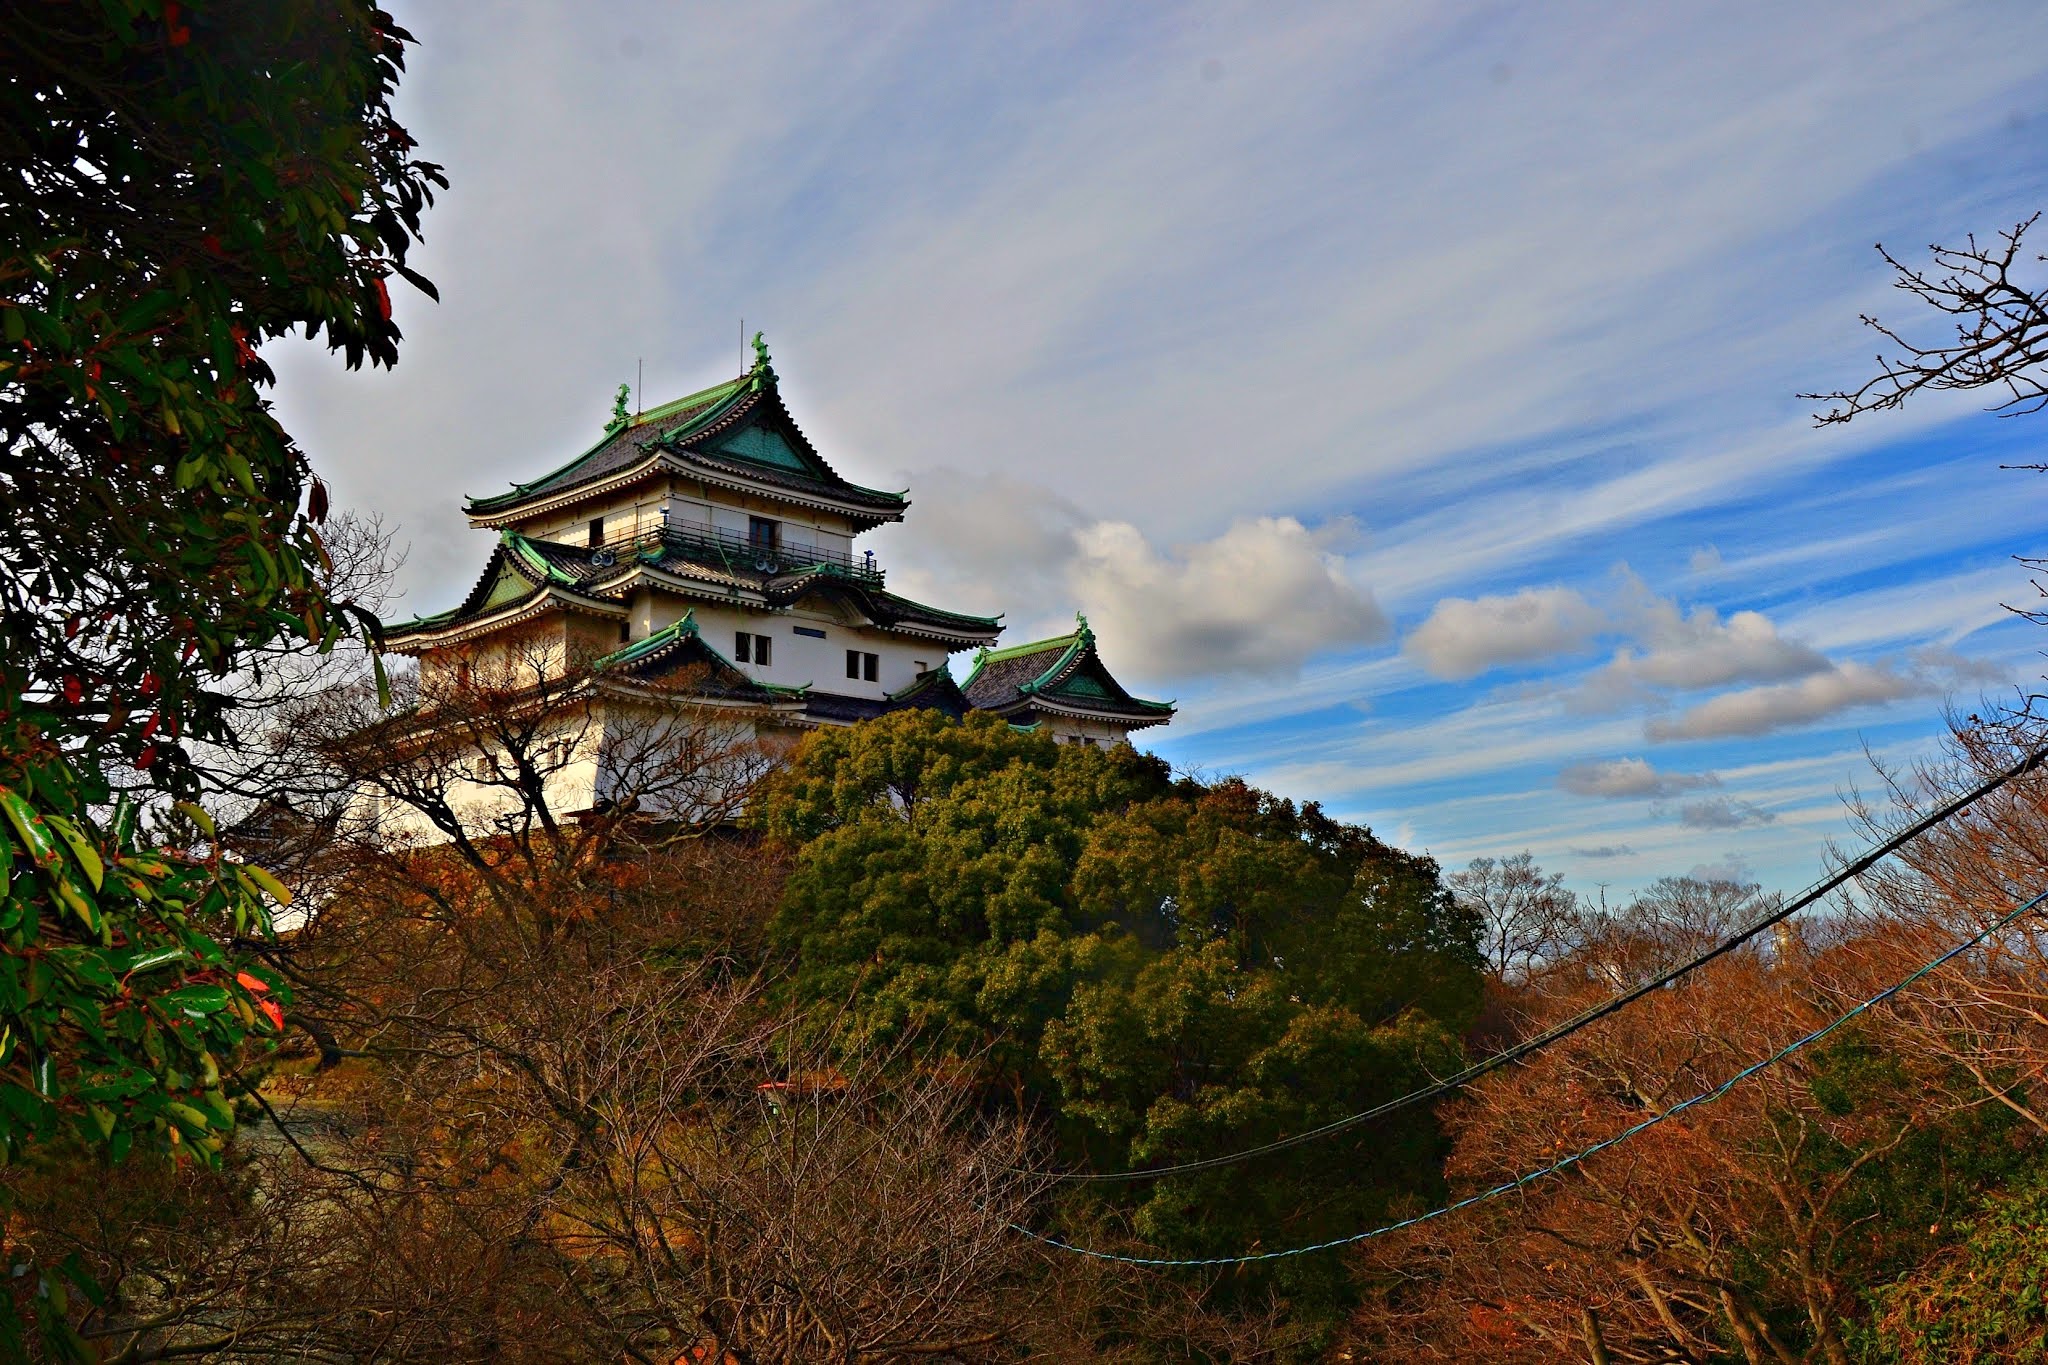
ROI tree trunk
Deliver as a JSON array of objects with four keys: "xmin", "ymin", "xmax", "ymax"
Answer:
[
  {"xmin": 1579, "ymin": 1307, "xmax": 1612, "ymax": 1365},
  {"xmin": 1626, "ymin": 1263, "xmax": 1700, "ymax": 1363}
]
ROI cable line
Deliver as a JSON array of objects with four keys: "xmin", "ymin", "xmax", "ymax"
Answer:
[
  {"xmin": 1043, "ymin": 741, "xmax": 2048, "ymax": 1185},
  {"xmin": 1014, "ymin": 880, "xmax": 2048, "ymax": 1266}
]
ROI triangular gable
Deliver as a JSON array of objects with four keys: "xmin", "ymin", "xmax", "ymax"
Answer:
[
  {"xmin": 707, "ymin": 420, "xmax": 812, "ymax": 474},
  {"xmin": 476, "ymin": 554, "xmax": 543, "ymax": 613},
  {"xmin": 961, "ymin": 615, "xmax": 1173, "ymax": 719}
]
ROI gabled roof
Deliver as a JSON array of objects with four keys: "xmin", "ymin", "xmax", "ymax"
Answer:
[
  {"xmin": 381, "ymin": 531, "xmax": 624, "ymax": 650},
  {"xmin": 609, "ymin": 539, "xmax": 1000, "ymax": 648},
  {"xmin": 592, "ymin": 609, "xmax": 802, "ymax": 704},
  {"xmin": 962, "ymin": 614, "xmax": 1174, "ymax": 728},
  {"xmin": 465, "ymin": 336, "xmax": 909, "ymax": 530},
  {"xmin": 381, "ymin": 527, "xmax": 1002, "ymax": 655}
]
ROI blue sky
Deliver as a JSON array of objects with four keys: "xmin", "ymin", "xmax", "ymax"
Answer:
[{"xmin": 271, "ymin": 1, "xmax": 2048, "ymax": 895}]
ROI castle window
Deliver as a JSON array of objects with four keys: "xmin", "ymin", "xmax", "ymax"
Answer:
[
  {"xmin": 755, "ymin": 633, "xmax": 773, "ymax": 666},
  {"xmin": 740, "ymin": 632, "xmax": 772, "ymax": 666},
  {"xmin": 588, "ymin": 516, "xmax": 605, "ymax": 547},
  {"xmin": 735, "ymin": 633, "xmax": 750, "ymax": 663},
  {"xmin": 748, "ymin": 516, "xmax": 780, "ymax": 551},
  {"xmin": 847, "ymin": 649, "xmax": 878, "ymax": 682}
]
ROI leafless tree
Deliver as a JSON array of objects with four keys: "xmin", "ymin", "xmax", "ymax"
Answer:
[
  {"xmin": 1806, "ymin": 213, "xmax": 2048, "ymax": 424},
  {"xmin": 1448, "ymin": 852, "xmax": 1583, "ymax": 984},
  {"xmin": 1833, "ymin": 708, "xmax": 2048, "ymax": 1136}
]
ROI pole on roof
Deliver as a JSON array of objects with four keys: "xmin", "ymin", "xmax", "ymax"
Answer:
[{"xmin": 635, "ymin": 357, "xmax": 643, "ymax": 421}]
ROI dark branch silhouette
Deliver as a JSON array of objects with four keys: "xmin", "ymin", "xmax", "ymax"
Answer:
[{"xmin": 1805, "ymin": 213, "xmax": 2048, "ymax": 425}]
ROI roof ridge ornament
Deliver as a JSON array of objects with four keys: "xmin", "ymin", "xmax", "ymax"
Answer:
[
  {"xmin": 749, "ymin": 331, "xmax": 775, "ymax": 390},
  {"xmin": 605, "ymin": 382, "xmax": 632, "ymax": 434},
  {"xmin": 1074, "ymin": 610, "xmax": 1093, "ymax": 644}
]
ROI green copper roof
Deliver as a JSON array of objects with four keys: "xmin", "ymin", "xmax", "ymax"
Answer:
[
  {"xmin": 594, "ymin": 609, "xmax": 702, "ymax": 670},
  {"xmin": 382, "ymin": 530, "xmax": 593, "ymax": 639},
  {"xmin": 709, "ymin": 424, "xmax": 808, "ymax": 472},
  {"xmin": 467, "ymin": 338, "xmax": 908, "ymax": 519},
  {"xmin": 961, "ymin": 612, "xmax": 1173, "ymax": 718},
  {"xmin": 974, "ymin": 611, "xmax": 1092, "ymax": 668},
  {"xmin": 594, "ymin": 610, "xmax": 808, "ymax": 700},
  {"xmin": 467, "ymin": 370, "xmax": 755, "ymax": 513}
]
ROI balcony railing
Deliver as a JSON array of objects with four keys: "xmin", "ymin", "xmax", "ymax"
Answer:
[{"xmin": 601, "ymin": 513, "xmax": 883, "ymax": 586}]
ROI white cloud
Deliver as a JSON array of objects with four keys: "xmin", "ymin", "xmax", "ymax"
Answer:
[
  {"xmin": 1571, "ymin": 570, "xmax": 1829, "ymax": 705},
  {"xmin": 1558, "ymin": 756, "xmax": 1719, "ymax": 799},
  {"xmin": 1405, "ymin": 587, "xmax": 1604, "ymax": 679},
  {"xmin": 1569, "ymin": 844, "xmax": 1637, "ymax": 859},
  {"xmin": 1647, "ymin": 661, "xmax": 1933, "ymax": 740},
  {"xmin": 1070, "ymin": 516, "xmax": 1386, "ymax": 680}
]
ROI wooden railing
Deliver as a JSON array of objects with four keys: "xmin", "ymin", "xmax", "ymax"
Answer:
[{"xmin": 599, "ymin": 514, "xmax": 883, "ymax": 585}]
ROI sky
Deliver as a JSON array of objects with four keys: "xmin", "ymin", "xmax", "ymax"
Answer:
[{"xmin": 270, "ymin": 0, "xmax": 2048, "ymax": 897}]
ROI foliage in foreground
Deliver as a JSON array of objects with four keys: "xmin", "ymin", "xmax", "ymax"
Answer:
[{"xmin": 0, "ymin": 1, "xmax": 441, "ymax": 1348}]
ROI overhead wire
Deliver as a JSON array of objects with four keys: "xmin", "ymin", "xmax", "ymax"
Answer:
[
  {"xmin": 1038, "ymin": 741, "xmax": 2048, "ymax": 1185},
  {"xmin": 1014, "ymin": 880, "xmax": 2048, "ymax": 1266}
]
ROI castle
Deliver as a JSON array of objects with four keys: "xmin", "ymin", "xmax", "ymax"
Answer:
[{"xmin": 375, "ymin": 338, "xmax": 1171, "ymax": 825}]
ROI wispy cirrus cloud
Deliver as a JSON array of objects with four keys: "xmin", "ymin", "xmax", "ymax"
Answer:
[{"xmin": 254, "ymin": 0, "xmax": 2048, "ymax": 897}]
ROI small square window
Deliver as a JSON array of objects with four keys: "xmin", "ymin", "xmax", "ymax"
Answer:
[
  {"xmin": 748, "ymin": 516, "xmax": 780, "ymax": 551},
  {"xmin": 735, "ymin": 632, "xmax": 751, "ymax": 664},
  {"xmin": 863, "ymin": 652, "xmax": 878, "ymax": 682},
  {"xmin": 754, "ymin": 633, "xmax": 773, "ymax": 667}
]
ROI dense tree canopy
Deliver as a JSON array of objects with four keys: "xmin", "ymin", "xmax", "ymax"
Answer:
[{"xmin": 759, "ymin": 710, "xmax": 1485, "ymax": 1319}]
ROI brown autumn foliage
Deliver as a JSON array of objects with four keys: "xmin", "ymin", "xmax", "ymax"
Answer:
[
  {"xmin": 1348, "ymin": 716, "xmax": 2048, "ymax": 1365},
  {"xmin": 11, "ymin": 636, "xmax": 1343, "ymax": 1362}
]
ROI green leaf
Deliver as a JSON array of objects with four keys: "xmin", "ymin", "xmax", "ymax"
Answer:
[{"xmin": 156, "ymin": 983, "xmax": 231, "ymax": 1017}]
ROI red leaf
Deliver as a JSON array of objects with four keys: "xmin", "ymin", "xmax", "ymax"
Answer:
[
  {"xmin": 235, "ymin": 971, "xmax": 270, "ymax": 995},
  {"xmin": 307, "ymin": 477, "xmax": 330, "ymax": 524},
  {"xmin": 372, "ymin": 276, "xmax": 392, "ymax": 321},
  {"xmin": 135, "ymin": 744, "xmax": 157, "ymax": 769},
  {"xmin": 166, "ymin": 2, "xmax": 190, "ymax": 45},
  {"xmin": 62, "ymin": 675, "xmax": 82, "ymax": 705},
  {"xmin": 258, "ymin": 999, "xmax": 284, "ymax": 1031}
]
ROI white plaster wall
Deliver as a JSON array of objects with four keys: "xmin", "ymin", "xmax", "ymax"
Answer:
[
  {"xmin": 505, "ymin": 478, "xmax": 873, "ymax": 563},
  {"xmin": 679, "ymin": 599, "xmax": 950, "ymax": 698},
  {"xmin": 1040, "ymin": 714, "xmax": 1148, "ymax": 747}
]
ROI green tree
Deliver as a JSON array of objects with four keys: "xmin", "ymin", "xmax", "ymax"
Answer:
[
  {"xmin": 1866, "ymin": 1156, "xmax": 2048, "ymax": 1363},
  {"xmin": 0, "ymin": 3, "xmax": 440, "ymax": 1348},
  {"xmin": 760, "ymin": 710, "xmax": 1483, "ymax": 1338}
]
